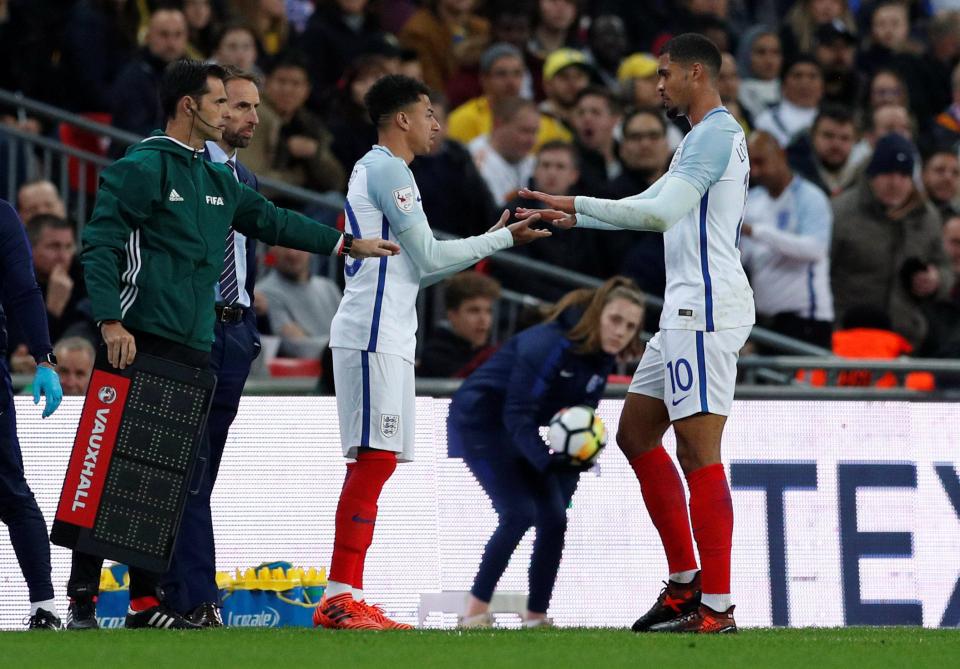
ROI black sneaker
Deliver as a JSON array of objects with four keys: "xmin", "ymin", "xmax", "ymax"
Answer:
[
  {"xmin": 632, "ymin": 572, "xmax": 701, "ymax": 632},
  {"xmin": 188, "ymin": 602, "xmax": 224, "ymax": 628},
  {"xmin": 66, "ymin": 598, "xmax": 99, "ymax": 630},
  {"xmin": 125, "ymin": 603, "xmax": 202, "ymax": 630},
  {"xmin": 27, "ymin": 608, "xmax": 62, "ymax": 630}
]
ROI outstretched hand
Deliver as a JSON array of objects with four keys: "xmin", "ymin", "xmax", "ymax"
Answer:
[
  {"xmin": 515, "ymin": 207, "xmax": 577, "ymax": 229},
  {"xmin": 517, "ymin": 189, "xmax": 576, "ymax": 214},
  {"xmin": 505, "ymin": 212, "xmax": 551, "ymax": 246},
  {"xmin": 350, "ymin": 238, "xmax": 401, "ymax": 258}
]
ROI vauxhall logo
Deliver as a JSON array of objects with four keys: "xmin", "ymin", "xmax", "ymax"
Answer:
[{"xmin": 71, "ymin": 407, "xmax": 110, "ymax": 512}]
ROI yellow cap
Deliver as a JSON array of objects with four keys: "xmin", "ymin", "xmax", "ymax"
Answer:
[
  {"xmin": 618, "ymin": 53, "xmax": 658, "ymax": 82},
  {"xmin": 543, "ymin": 48, "xmax": 592, "ymax": 81}
]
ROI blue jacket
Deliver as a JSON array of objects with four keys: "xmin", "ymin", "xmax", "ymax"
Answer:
[
  {"xmin": 0, "ymin": 199, "xmax": 52, "ymax": 365},
  {"xmin": 448, "ymin": 313, "xmax": 615, "ymax": 471}
]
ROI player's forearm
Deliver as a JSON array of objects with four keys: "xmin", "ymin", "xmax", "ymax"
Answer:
[
  {"xmin": 574, "ymin": 177, "xmax": 701, "ymax": 233},
  {"xmin": 419, "ymin": 257, "xmax": 481, "ymax": 288},
  {"xmin": 397, "ymin": 223, "xmax": 512, "ymax": 275},
  {"xmin": 750, "ymin": 226, "xmax": 827, "ymax": 262}
]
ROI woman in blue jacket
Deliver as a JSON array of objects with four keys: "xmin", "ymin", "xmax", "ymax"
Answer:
[{"xmin": 448, "ymin": 276, "xmax": 645, "ymax": 627}]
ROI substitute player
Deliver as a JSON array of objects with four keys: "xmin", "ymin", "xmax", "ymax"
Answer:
[
  {"xmin": 314, "ymin": 74, "xmax": 550, "ymax": 631},
  {"xmin": 517, "ymin": 34, "xmax": 753, "ymax": 634}
]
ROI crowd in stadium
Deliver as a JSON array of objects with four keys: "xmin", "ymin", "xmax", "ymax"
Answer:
[{"xmin": 4, "ymin": 0, "xmax": 960, "ymax": 382}]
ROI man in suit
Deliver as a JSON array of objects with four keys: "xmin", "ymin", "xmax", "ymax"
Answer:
[{"xmin": 159, "ymin": 65, "xmax": 266, "ymax": 627}]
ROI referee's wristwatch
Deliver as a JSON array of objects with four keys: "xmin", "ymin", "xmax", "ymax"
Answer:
[
  {"xmin": 35, "ymin": 352, "xmax": 58, "ymax": 368},
  {"xmin": 339, "ymin": 232, "xmax": 354, "ymax": 257}
]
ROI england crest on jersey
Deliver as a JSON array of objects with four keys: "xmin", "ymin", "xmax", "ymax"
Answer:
[
  {"xmin": 393, "ymin": 186, "xmax": 414, "ymax": 212},
  {"xmin": 381, "ymin": 414, "xmax": 400, "ymax": 438}
]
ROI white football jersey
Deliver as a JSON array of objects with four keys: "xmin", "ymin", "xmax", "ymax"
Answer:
[
  {"xmin": 660, "ymin": 107, "xmax": 755, "ymax": 332},
  {"xmin": 329, "ymin": 145, "xmax": 425, "ymax": 362},
  {"xmin": 740, "ymin": 176, "xmax": 834, "ymax": 321}
]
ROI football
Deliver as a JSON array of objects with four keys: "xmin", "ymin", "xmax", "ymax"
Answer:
[{"xmin": 547, "ymin": 405, "xmax": 607, "ymax": 465}]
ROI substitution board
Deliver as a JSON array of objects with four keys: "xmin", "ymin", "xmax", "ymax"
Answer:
[{"xmin": 50, "ymin": 351, "xmax": 216, "ymax": 572}]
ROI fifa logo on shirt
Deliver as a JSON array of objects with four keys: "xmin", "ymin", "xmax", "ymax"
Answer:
[
  {"xmin": 205, "ymin": 195, "xmax": 225, "ymax": 206},
  {"xmin": 380, "ymin": 414, "xmax": 400, "ymax": 438}
]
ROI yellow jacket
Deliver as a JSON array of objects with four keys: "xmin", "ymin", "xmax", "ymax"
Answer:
[{"xmin": 447, "ymin": 96, "xmax": 572, "ymax": 149}]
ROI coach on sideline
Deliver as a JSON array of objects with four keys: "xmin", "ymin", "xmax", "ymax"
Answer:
[{"xmin": 65, "ymin": 59, "xmax": 398, "ymax": 631}]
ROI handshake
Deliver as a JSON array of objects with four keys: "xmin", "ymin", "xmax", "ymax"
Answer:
[{"xmin": 488, "ymin": 188, "xmax": 583, "ymax": 247}]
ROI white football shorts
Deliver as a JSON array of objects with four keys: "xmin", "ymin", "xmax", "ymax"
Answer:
[
  {"xmin": 628, "ymin": 326, "xmax": 751, "ymax": 421},
  {"xmin": 332, "ymin": 347, "xmax": 415, "ymax": 462}
]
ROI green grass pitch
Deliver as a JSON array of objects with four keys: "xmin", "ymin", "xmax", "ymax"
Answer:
[{"xmin": 2, "ymin": 627, "xmax": 958, "ymax": 669}]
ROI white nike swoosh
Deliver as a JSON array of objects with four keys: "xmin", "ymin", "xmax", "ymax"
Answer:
[{"xmin": 559, "ymin": 370, "xmax": 575, "ymax": 378}]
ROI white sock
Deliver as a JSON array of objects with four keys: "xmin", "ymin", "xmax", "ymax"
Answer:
[
  {"xmin": 31, "ymin": 599, "xmax": 58, "ymax": 617},
  {"xmin": 701, "ymin": 593, "xmax": 732, "ymax": 612},
  {"xmin": 669, "ymin": 570, "xmax": 699, "ymax": 584},
  {"xmin": 352, "ymin": 588, "xmax": 364, "ymax": 602},
  {"xmin": 325, "ymin": 580, "xmax": 352, "ymax": 599}
]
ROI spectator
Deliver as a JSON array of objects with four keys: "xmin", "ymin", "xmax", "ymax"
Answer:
[
  {"xmin": 735, "ymin": 27, "xmax": 782, "ymax": 121},
  {"xmin": 469, "ymin": 97, "xmax": 539, "ymax": 207},
  {"xmin": 398, "ymin": 0, "xmax": 490, "ymax": 94},
  {"xmin": 606, "ymin": 109, "xmax": 670, "ymax": 297},
  {"xmin": 788, "ymin": 105, "xmax": 863, "ymax": 197},
  {"xmin": 528, "ymin": 0, "xmax": 581, "ymax": 61},
  {"xmin": 540, "ymin": 48, "xmax": 593, "ymax": 136},
  {"xmin": 489, "ymin": 5, "xmax": 536, "ymax": 99},
  {"xmin": 617, "ymin": 53, "xmax": 659, "ymax": 110},
  {"xmin": 110, "ymin": 8, "xmax": 189, "ymax": 138},
  {"xmin": 571, "ymin": 86, "xmax": 623, "ymax": 194},
  {"xmin": 814, "ymin": 19, "xmax": 862, "ymax": 108},
  {"xmin": 831, "ymin": 133, "xmax": 952, "ymax": 347},
  {"xmin": 919, "ymin": 213, "xmax": 960, "ymax": 360},
  {"xmin": 410, "ymin": 93, "xmax": 499, "ymax": 239},
  {"xmin": 754, "ymin": 56, "xmax": 824, "ymax": 148},
  {"xmin": 232, "ymin": 0, "xmax": 290, "ymax": 60},
  {"xmin": 857, "ymin": 0, "xmax": 918, "ymax": 76},
  {"xmin": 327, "ymin": 55, "xmax": 391, "ymax": 179},
  {"xmin": 912, "ymin": 11, "xmax": 960, "ymax": 130},
  {"xmin": 741, "ymin": 131, "xmax": 835, "ymax": 348},
  {"xmin": 502, "ymin": 142, "xmax": 604, "ymax": 300},
  {"xmin": 243, "ymin": 53, "xmax": 346, "ymax": 196},
  {"xmin": 24, "ymin": 215, "xmax": 92, "ymax": 344},
  {"xmin": 782, "ymin": 0, "xmax": 856, "ymax": 61},
  {"xmin": 257, "ymin": 246, "xmax": 342, "ymax": 359},
  {"xmin": 448, "ymin": 43, "xmax": 569, "ymax": 148},
  {"xmin": 183, "ymin": 0, "xmax": 219, "ymax": 59},
  {"xmin": 52, "ymin": 336, "xmax": 94, "ymax": 396},
  {"xmin": 212, "ymin": 22, "xmax": 259, "ymax": 74},
  {"xmin": 398, "ymin": 48, "xmax": 425, "ymax": 82},
  {"xmin": 59, "ymin": 0, "xmax": 140, "ymax": 113},
  {"xmin": 921, "ymin": 147, "xmax": 960, "ymax": 218},
  {"xmin": 296, "ymin": 0, "xmax": 394, "ymax": 104},
  {"xmin": 16, "ymin": 180, "xmax": 66, "ymax": 224},
  {"xmin": 418, "ymin": 271, "xmax": 501, "ymax": 378},
  {"xmin": 865, "ymin": 102, "xmax": 914, "ymax": 143},
  {"xmin": 587, "ymin": 15, "xmax": 629, "ymax": 90},
  {"xmin": 719, "ymin": 52, "xmax": 751, "ymax": 131},
  {"xmin": 931, "ymin": 61, "xmax": 960, "ymax": 149},
  {"xmin": 865, "ymin": 68, "xmax": 909, "ymax": 112},
  {"xmin": 607, "ymin": 109, "xmax": 670, "ymax": 200}
]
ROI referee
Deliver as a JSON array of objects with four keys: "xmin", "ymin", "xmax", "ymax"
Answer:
[{"xmin": 65, "ymin": 59, "xmax": 398, "ymax": 630}]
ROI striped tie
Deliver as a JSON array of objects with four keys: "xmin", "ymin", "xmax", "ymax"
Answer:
[{"xmin": 219, "ymin": 158, "xmax": 240, "ymax": 305}]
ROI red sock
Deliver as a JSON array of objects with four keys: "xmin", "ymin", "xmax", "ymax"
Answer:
[
  {"xmin": 686, "ymin": 463, "xmax": 733, "ymax": 595},
  {"xmin": 129, "ymin": 596, "xmax": 159, "ymax": 611},
  {"xmin": 329, "ymin": 450, "xmax": 397, "ymax": 589},
  {"xmin": 630, "ymin": 446, "xmax": 698, "ymax": 575}
]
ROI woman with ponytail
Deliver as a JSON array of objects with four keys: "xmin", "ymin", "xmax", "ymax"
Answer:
[{"xmin": 448, "ymin": 276, "xmax": 645, "ymax": 628}]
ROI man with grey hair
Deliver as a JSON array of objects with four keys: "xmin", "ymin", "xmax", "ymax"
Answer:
[
  {"xmin": 447, "ymin": 43, "xmax": 569, "ymax": 149},
  {"xmin": 52, "ymin": 336, "xmax": 95, "ymax": 396}
]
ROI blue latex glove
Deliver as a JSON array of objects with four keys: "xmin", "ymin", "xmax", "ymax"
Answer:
[{"xmin": 33, "ymin": 365, "xmax": 63, "ymax": 418}]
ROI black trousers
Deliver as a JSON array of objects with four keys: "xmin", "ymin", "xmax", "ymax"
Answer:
[
  {"xmin": 760, "ymin": 313, "xmax": 834, "ymax": 351},
  {"xmin": 67, "ymin": 329, "xmax": 210, "ymax": 601}
]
